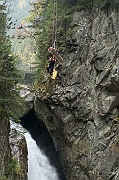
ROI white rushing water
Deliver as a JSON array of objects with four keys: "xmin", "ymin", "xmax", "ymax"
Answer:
[{"xmin": 25, "ymin": 132, "xmax": 59, "ymax": 180}]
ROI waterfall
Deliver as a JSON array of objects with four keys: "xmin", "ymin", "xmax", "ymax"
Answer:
[
  {"xmin": 25, "ymin": 132, "xmax": 60, "ymax": 180},
  {"xmin": 10, "ymin": 120, "xmax": 60, "ymax": 180}
]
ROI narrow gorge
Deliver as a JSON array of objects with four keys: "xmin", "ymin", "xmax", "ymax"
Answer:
[
  {"xmin": 32, "ymin": 2, "xmax": 119, "ymax": 180},
  {"xmin": 0, "ymin": 0, "xmax": 119, "ymax": 180},
  {"xmin": 20, "ymin": 1, "xmax": 119, "ymax": 179}
]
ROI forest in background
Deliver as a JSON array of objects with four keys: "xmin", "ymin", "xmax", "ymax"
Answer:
[
  {"xmin": 0, "ymin": 0, "xmax": 117, "ymax": 123},
  {"xmin": 24, "ymin": 0, "xmax": 115, "ymax": 87},
  {"xmin": 8, "ymin": 0, "xmax": 35, "ymax": 71},
  {"xmin": 0, "ymin": 2, "xmax": 24, "ymax": 179},
  {"xmin": 0, "ymin": 0, "xmax": 118, "ymax": 179},
  {"xmin": 0, "ymin": 1, "xmax": 24, "ymax": 121}
]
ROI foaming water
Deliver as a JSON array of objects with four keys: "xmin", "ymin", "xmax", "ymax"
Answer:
[{"xmin": 25, "ymin": 132, "xmax": 59, "ymax": 180}]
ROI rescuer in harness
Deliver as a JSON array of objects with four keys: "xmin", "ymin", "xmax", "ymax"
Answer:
[
  {"xmin": 47, "ymin": 45, "xmax": 64, "ymax": 79},
  {"xmin": 47, "ymin": 55, "xmax": 56, "ymax": 75}
]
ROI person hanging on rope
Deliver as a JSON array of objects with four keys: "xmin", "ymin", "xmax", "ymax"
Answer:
[{"xmin": 47, "ymin": 55, "xmax": 56, "ymax": 75}]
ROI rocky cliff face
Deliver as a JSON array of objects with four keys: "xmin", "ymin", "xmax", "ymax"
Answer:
[
  {"xmin": 0, "ymin": 117, "xmax": 28, "ymax": 180},
  {"xmin": 0, "ymin": 117, "xmax": 11, "ymax": 178},
  {"xmin": 9, "ymin": 121, "xmax": 28, "ymax": 180},
  {"xmin": 34, "ymin": 3, "xmax": 119, "ymax": 180}
]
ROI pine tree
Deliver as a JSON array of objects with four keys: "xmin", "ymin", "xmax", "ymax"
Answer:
[
  {"xmin": 25, "ymin": 0, "xmax": 73, "ymax": 86},
  {"xmin": 27, "ymin": 0, "xmax": 118, "ymax": 89},
  {"xmin": 0, "ymin": 4, "xmax": 22, "ymax": 120},
  {"xmin": 0, "ymin": 2, "xmax": 24, "ymax": 178}
]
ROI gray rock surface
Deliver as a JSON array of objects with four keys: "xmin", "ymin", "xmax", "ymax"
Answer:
[
  {"xmin": 9, "ymin": 121, "xmax": 28, "ymax": 180},
  {"xmin": 34, "ymin": 3, "xmax": 119, "ymax": 180},
  {"xmin": 0, "ymin": 116, "xmax": 11, "ymax": 178},
  {"xmin": 19, "ymin": 85, "xmax": 35, "ymax": 117}
]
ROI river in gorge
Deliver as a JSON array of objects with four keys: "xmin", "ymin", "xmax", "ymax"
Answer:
[
  {"xmin": 9, "ymin": 0, "xmax": 66, "ymax": 178},
  {"xmin": 25, "ymin": 133, "xmax": 59, "ymax": 180},
  {"xmin": 21, "ymin": 109, "xmax": 66, "ymax": 180},
  {"xmin": 10, "ymin": 116, "xmax": 66, "ymax": 180},
  {"xmin": 25, "ymin": 132, "xmax": 59, "ymax": 180}
]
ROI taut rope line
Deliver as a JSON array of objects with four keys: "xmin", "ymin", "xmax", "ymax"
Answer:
[{"xmin": 52, "ymin": 0, "xmax": 57, "ymax": 49}]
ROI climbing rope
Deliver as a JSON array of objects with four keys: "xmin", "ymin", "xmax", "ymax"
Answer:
[
  {"xmin": 48, "ymin": 0, "xmax": 63, "ymax": 63},
  {"xmin": 52, "ymin": 0, "xmax": 57, "ymax": 49}
]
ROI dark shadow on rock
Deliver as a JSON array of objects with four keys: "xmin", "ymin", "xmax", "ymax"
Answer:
[{"xmin": 20, "ymin": 109, "xmax": 66, "ymax": 180}]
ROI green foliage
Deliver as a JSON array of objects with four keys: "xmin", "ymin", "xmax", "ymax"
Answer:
[
  {"xmin": 73, "ymin": 0, "xmax": 102, "ymax": 11},
  {"xmin": 5, "ymin": 158, "xmax": 23, "ymax": 177},
  {"xmin": 0, "ymin": 4, "xmax": 24, "ymax": 121},
  {"xmin": 0, "ymin": 176, "xmax": 7, "ymax": 180},
  {"xmin": 0, "ymin": 158, "xmax": 23, "ymax": 180},
  {"xmin": 26, "ymin": 0, "xmax": 74, "ymax": 88},
  {"xmin": 26, "ymin": 0, "xmax": 118, "ymax": 90},
  {"xmin": 74, "ymin": 0, "xmax": 118, "ymax": 11},
  {"xmin": 26, "ymin": 0, "xmax": 54, "ymax": 85}
]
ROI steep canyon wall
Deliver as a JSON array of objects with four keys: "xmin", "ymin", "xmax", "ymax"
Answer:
[{"xmin": 34, "ymin": 3, "xmax": 119, "ymax": 180}]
